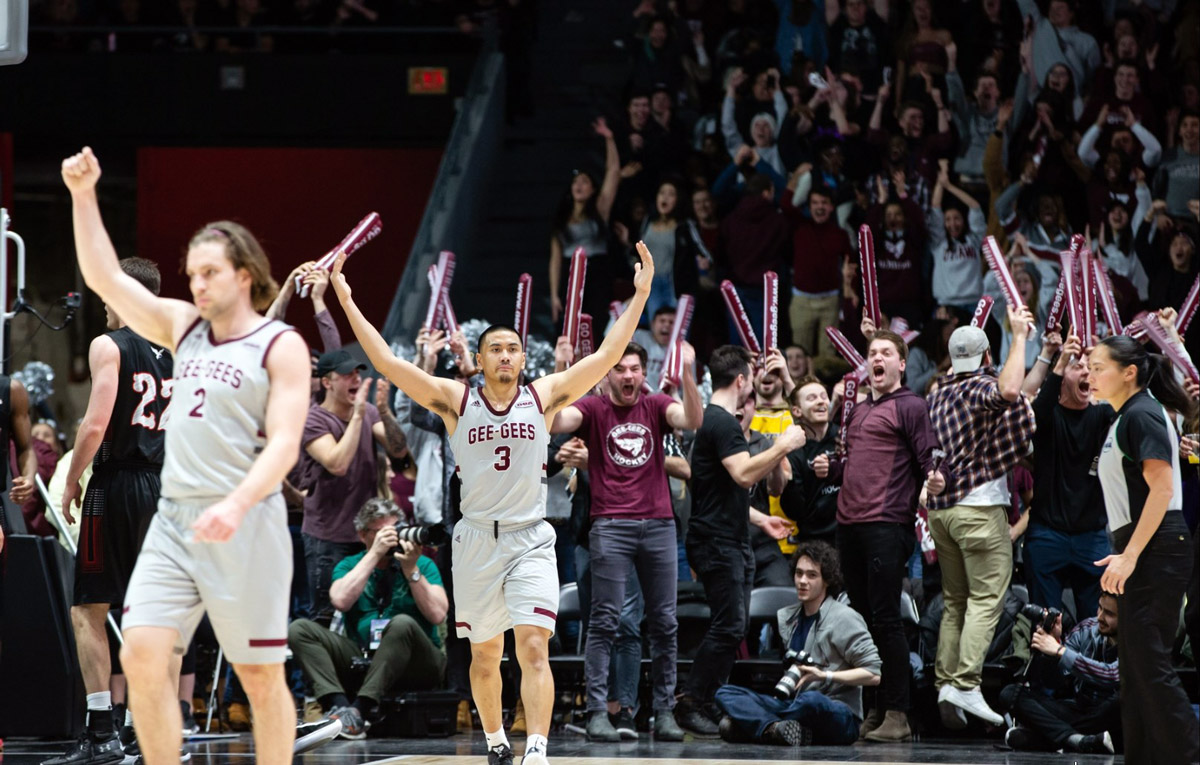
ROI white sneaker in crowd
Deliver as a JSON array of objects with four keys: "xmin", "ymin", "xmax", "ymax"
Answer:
[
  {"xmin": 937, "ymin": 685, "xmax": 968, "ymax": 730},
  {"xmin": 943, "ymin": 685, "xmax": 1004, "ymax": 726}
]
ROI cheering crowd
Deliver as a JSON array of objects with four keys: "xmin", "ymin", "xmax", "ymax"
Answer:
[
  {"xmin": 534, "ymin": 0, "xmax": 1199, "ymax": 755},
  {"xmin": 3, "ymin": 0, "xmax": 1199, "ymax": 762},
  {"xmin": 551, "ymin": 0, "xmax": 1199, "ymax": 372}
]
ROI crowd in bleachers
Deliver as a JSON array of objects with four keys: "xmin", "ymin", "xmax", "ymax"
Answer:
[{"xmin": 553, "ymin": 0, "xmax": 1195, "ymax": 366}]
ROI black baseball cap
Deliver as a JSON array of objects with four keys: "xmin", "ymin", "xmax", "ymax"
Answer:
[{"xmin": 316, "ymin": 349, "xmax": 367, "ymax": 378}]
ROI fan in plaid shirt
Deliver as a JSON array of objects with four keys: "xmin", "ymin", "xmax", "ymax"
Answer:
[
  {"xmin": 927, "ymin": 375, "xmax": 1037, "ymax": 510},
  {"xmin": 925, "ymin": 304, "xmax": 1036, "ymax": 730}
]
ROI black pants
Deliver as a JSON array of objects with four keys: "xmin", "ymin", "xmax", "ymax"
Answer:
[
  {"xmin": 1115, "ymin": 515, "xmax": 1198, "ymax": 765},
  {"xmin": 1185, "ymin": 526, "xmax": 1200, "ymax": 693},
  {"xmin": 302, "ymin": 534, "xmax": 363, "ymax": 626},
  {"xmin": 684, "ymin": 535, "xmax": 754, "ymax": 703},
  {"xmin": 1000, "ymin": 684, "xmax": 1121, "ymax": 747},
  {"xmin": 837, "ymin": 521, "xmax": 914, "ymax": 712},
  {"xmin": 751, "ymin": 528, "xmax": 791, "ymax": 588}
]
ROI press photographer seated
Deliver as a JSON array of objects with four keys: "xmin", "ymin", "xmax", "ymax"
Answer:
[
  {"xmin": 288, "ymin": 498, "xmax": 449, "ymax": 739},
  {"xmin": 997, "ymin": 593, "xmax": 1120, "ymax": 755},
  {"xmin": 714, "ymin": 542, "xmax": 881, "ymax": 746}
]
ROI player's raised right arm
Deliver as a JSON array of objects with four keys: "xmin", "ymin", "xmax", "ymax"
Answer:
[
  {"xmin": 329, "ymin": 252, "xmax": 464, "ymax": 421},
  {"xmin": 62, "ymin": 147, "xmax": 195, "ymax": 351}
]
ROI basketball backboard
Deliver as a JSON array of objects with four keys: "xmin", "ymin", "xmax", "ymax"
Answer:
[{"xmin": 0, "ymin": 0, "xmax": 28, "ymax": 66}]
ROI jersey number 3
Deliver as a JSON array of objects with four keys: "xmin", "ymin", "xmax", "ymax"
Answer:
[
  {"xmin": 493, "ymin": 446, "xmax": 511, "ymax": 471},
  {"xmin": 131, "ymin": 373, "xmax": 174, "ymax": 431}
]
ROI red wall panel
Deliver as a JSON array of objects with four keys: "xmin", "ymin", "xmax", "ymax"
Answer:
[{"xmin": 137, "ymin": 147, "xmax": 441, "ymax": 351}]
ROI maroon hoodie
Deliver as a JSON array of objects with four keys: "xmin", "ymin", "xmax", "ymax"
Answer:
[
  {"xmin": 828, "ymin": 386, "xmax": 944, "ymax": 526},
  {"xmin": 781, "ymin": 195, "xmax": 851, "ymax": 294},
  {"xmin": 718, "ymin": 195, "xmax": 791, "ymax": 288}
]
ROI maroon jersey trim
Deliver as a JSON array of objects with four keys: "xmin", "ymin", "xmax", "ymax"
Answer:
[
  {"xmin": 206, "ymin": 318, "xmax": 279, "ymax": 347},
  {"xmin": 248, "ymin": 638, "xmax": 288, "ymax": 647},
  {"xmin": 176, "ymin": 316, "xmax": 204, "ymax": 348},
  {"xmin": 479, "ymin": 387, "xmax": 522, "ymax": 417},
  {"xmin": 261, "ymin": 328, "xmax": 305, "ymax": 368},
  {"xmin": 528, "ymin": 384, "xmax": 544, "ymax": 413}
]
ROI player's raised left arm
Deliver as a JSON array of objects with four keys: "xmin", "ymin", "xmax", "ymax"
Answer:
[
  {"xmin": 534, "ymin": 241, "xmax": 654, "ymax": 415},
  {"xmin": 191, "ymin": 331, "xmax": 311, "ymax": 542}
]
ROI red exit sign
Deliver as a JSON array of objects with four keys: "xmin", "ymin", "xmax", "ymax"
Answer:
[{"xmin": 408, "ymin": 67, "xmax": 448, "ymax": 95}]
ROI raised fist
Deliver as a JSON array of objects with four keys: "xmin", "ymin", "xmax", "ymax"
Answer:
[{"xmin": 61, "ymin": 147, "xmax": 102, "ymax": 195}]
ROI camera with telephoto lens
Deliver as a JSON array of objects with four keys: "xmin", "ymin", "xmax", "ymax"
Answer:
[
  {"xmin": 773, "ymin": 649, "xmax": 819, "ymax": 699},
  {"xmin": 392, "ymin": 523, "xmax": 449, "ymax": 548},
  {"xmin": 1020, "ymin": 603, "xmax": 1062, "ymax": 633}
]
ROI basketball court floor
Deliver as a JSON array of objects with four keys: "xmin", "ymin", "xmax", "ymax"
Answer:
[{"xmin": 0, "ymin": 733, "xmax": 1121, "ymax": 763}]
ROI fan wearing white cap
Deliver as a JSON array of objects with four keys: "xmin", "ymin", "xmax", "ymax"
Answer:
[
  {"xmin": 925, "ymin": 305, "xmax": 1038, "ymax": 730},
  {"xmin": 947, "ymin": 325, "xmax": 992, "ymax": 375}
]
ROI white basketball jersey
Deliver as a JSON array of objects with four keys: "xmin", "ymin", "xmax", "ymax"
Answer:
[
  {"xmin": 161, "ymin": 317, "xmax": 297, "ymax": 502},
  {"xmin": 448, "ymin": 385, "xmax": 548, "ymax": 524}
]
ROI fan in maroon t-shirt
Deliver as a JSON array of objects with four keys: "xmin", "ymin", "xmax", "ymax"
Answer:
[{"xmin": 549, "ymin": 340, "xmax": 704, "ymax": 741}]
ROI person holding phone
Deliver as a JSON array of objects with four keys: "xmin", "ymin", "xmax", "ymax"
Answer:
[{"xmin": 1088, "ymin": 334, "xmax": 1198, "ymax": 765}]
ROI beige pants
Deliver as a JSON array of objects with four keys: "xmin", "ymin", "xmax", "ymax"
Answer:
[
  {"xmin": 788, "ymin": 292, "xmax": 840, "ymax": 362},
  {"xmin": 929, "ymin": 504, "xmax": 1012, "ymax": 690}
]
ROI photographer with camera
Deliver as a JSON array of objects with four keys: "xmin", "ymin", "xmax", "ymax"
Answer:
[
  {"xmin": 997, "ymin": 593, "xmax": 1120, "ymax": 754},
  {"xmin": 714, "ymin": 541, "xmax": 881, "ymax": 747},
  {"xmin": 288, "ymin": 498, "xmax": 448, "ymax": 739}
]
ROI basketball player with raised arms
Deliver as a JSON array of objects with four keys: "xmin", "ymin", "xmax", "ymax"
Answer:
[
  {"xmin": 62, "ymin": 146, "xmax": 313, "ymax": 765},
  {"xmin": 329, "ymin": 242, "xmax": 655, "ymax": 765}
]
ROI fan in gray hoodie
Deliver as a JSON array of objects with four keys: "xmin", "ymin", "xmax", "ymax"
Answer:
[{"xmin": 1015, "ymin": 0, "xmax": 1101, "ymax": 93}]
